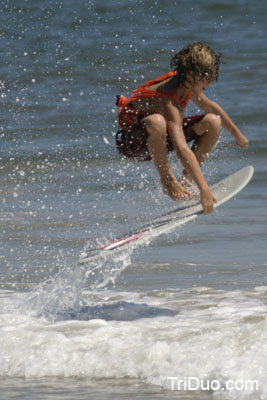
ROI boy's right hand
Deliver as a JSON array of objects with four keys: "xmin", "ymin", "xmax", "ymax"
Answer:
[
  {"xmin": 200, "ymin": 187, "xmax": 218, "ymax": 215},
  {"xmin": 235, "ymin": 133, "xmax": 249, "ymax": 149}
]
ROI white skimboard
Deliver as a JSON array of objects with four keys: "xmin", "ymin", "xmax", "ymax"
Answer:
[{"xmin": 79, "ymin": 166, "xmax": 254, "ymax": 265}]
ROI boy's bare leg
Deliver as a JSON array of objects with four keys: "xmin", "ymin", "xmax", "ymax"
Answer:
[
  {"xmin": 182, "ymin": 113, "xmax": 221, "ymax": 182},
  {"xmin": 142, "ymin": 114, "xmax": 190, "ymax": 200}
]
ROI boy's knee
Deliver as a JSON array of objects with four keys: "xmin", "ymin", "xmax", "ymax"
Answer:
[
  {"xmin": 205, "ymin": 113, "xmax": 222, "ymax": 135},
  {"xmin": 143, "ymin": 113, "xmax": 167, "ymax": 134}
]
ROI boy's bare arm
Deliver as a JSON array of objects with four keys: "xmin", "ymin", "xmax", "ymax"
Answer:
[
  {"xmin": 165, "ymin": 107, "xmax": 217, "ymax": 214},
  {"xmin": 167, "ymin": 121, "xmax": 209, "ymax": 189},
  {"xmin": 192, "ymin": 92, "xmax": 249, "ymax": 148},
  {"xmin": 163, "ymin": 104, "xmax": 209, "ymax": 190}
]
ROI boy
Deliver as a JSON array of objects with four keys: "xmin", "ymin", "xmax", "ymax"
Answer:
[{"xmin": 115, "ymin": 42, "xmax": 248, "ymax": 215}]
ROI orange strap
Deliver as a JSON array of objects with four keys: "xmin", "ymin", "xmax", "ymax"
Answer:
[{"xmin": 117, "ymin": 71, "xmax": 192, "ymax": 110}]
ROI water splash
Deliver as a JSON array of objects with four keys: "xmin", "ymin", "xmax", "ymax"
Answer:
[
  {"xmin": 27, "ymin": 209, "xmax": 196, "ymax": 321},
  {"xmin": 28, "ymin": 238, "xmax": 137, "ymax": 319}
]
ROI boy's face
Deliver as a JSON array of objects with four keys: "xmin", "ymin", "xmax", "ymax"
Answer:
[{"xmin": 186, "ymin": 74, "xmax": 213, "ymax": 94}]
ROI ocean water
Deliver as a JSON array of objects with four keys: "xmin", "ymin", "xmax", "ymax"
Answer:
[{"xmin": 0, "ymin": 0, "xmax": 267, "ymax": 399}]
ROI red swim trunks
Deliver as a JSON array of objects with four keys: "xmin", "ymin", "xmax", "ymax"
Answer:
[{"xmin": 116, "ymin": 107, "xmax": 206, "ymax": 161}]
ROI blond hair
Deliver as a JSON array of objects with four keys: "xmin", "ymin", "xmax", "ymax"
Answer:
[{"xmin": 170, "ymin": 42, "xmax": 221, "ymax": 85}]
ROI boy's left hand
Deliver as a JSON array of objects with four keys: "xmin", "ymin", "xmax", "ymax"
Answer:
[{"xmin": 235, "ymin": 133, "xmax": 249, "ymax": 149}]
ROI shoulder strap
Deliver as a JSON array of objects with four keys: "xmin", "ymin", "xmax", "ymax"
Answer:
[
  {"xmin": 136, "ymin": 71, "xmax": 177, "ymax": 90},
  {"xmin": 117, "ymin": 71, "xmax": 192, "ymax": 110}
]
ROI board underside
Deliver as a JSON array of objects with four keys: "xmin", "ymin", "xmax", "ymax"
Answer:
[{"xmin": 79, "ymin": 166, "xmax": 254, "ymax": 265}]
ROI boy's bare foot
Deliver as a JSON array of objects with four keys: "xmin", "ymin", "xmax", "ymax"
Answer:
[
  {"xmin": 180, "ymin": 175, "xmax": 200, "ymax": 199},
  {"xmin": 162, "ymin": 174, "xmax": 190, "ymax": 201}
]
